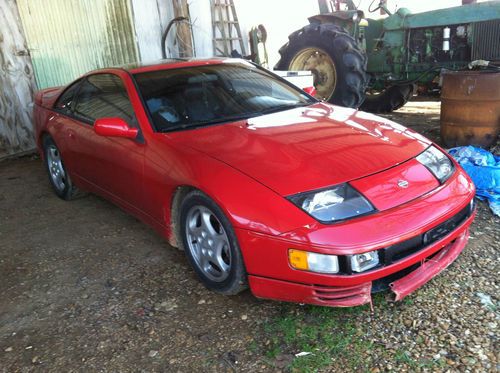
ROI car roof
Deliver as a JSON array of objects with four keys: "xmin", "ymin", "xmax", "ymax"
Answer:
[
  {"xmin": 118, "ymin": 57, "xmax": 234, "ymax": 74},
  {"xmin": 64, "ymin": 58, "xmax": 255, "ymax": 88}
]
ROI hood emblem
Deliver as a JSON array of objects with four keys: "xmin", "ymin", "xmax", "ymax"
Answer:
[{"xmin": 398, "ymin": 180, "xmax": 409, "ymax": 188}]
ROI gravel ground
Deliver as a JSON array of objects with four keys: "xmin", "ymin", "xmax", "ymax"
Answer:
[{"xmin": 0, "ymin": 101, "xmax": 498, "ymax": 372}]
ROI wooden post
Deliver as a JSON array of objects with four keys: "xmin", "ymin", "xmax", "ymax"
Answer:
[
  {"xmin": 171, "ymin": 0, "xmax": 193, "ymax": 58},
  {"xmin": 0, "ymin": 0, "xmax": 37, "ymax": 159}
]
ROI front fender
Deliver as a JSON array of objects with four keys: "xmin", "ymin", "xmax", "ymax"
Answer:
[
  {"xmin": 144, "ymin": 134, "xmax": 315, "ymax": 238},
  {"xmin": 308, "ymin": 10, "xmax": 363, "ymax": 31}
]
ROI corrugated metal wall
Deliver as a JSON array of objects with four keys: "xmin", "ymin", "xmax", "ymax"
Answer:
[
  {"xmin": 131, "ymin": 0, "xmax": 173, "ymax": 63},
  {"xmin": 17, "ymin": 0, "xmax": 139, "ymax": 89}
]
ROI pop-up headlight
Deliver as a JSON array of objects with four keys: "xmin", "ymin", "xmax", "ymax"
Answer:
[{"xmin": 289, "ymin": 184, "xmax": 374, "ymax": 223}]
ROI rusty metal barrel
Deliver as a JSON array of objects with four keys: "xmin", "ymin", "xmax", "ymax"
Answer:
[{"xmin": 440, "ymin": 70, "xmax": 500, "ymax": 148}]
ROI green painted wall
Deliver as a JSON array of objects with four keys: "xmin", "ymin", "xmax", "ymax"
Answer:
[{"xmin": 17, "ymin": 0, "xmax": 139, "ymax": 89}]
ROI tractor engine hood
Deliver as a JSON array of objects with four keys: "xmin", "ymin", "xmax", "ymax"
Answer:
[{"xmin": 169, "ymin": 103, "xmax": 432, "ymax": 197}]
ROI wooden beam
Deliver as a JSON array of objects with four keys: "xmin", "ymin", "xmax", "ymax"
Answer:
[{"xmin": 171, "ymin": 0, "xmax": 193, "ymax": 58}]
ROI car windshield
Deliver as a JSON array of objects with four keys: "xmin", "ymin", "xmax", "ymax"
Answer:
[{"xmin": 133, "ymin": 61, "xmax": 317, "ymax": 132}]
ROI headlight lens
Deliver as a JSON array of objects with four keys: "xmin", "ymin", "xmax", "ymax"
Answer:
[
  {"xmin": 288, "ymin": 249, "xmax": 339, "ymax": 274},
  {"xmin": 350, "ymin": 251, "xmax": 380, "ymax": 272},
  {"xmin": 289, "ymin": 184, "xmax": 374, "ymax": 223},
  {"xmin": 416, "ymin": 146, "xmax": 454, "ymax": 183}
]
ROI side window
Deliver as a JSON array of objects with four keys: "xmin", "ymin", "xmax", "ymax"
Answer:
[
  {"xmin": 73, "ymin": 74, "xmax": 135, "ymax": 125},
  {"xmin": 54, "ymin": 80, "xmax": 81, "ymax": 114}
]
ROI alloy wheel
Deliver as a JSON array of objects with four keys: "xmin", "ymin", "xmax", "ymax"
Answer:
[
  {"xmin": 46, "ymin": 145, "xmax": 66, "ymax": 192},
  {"xmin": 185, "ymin": 205, "xmax": 232, "ymax": 282}
]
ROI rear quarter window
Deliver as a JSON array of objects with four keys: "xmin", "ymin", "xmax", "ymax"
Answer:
[{"xmin": 54, "ymin": 80, "xmax": 81, "ymax": 114}]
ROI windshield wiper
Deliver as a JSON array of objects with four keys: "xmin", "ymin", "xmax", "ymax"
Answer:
[
  {"xmin": 254, "ymin": 102, "xmax": 310, "ymax": 116},
  {"xmin": 157, "ymin": 113, "xmax": 255, "ymax": 133},
  {"xmin": 157, "ymin": 103, "xmax": 311, "ymax": 133}
]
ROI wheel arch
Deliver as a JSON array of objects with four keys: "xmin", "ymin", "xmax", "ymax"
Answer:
[
  {"xmin": 168, "ymin": 184, "xmax": 196, "ymax": 249},
  {"xmin": 39, "ymin": 130, "xmax": 68, "ymax": 162},
  {"xmin": 307, "ymin": 10, "xmax": 363, "ymax": 29},
  {"xmin": 38, "ymin": 131, "xmax": 51, "ymax": 159},
  {"xmin": 168, "ymin": 184, "xmax": 245, "ymax": 250}
]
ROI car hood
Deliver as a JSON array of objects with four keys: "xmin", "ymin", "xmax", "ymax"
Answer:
[{"xmin": 167, "ymin": 103, "xmax": 431, "ymax": 196}]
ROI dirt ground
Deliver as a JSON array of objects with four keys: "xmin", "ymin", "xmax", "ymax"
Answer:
[{"xmin": 1, "ymin": 101, "xmax": 498, "ymax": 372}]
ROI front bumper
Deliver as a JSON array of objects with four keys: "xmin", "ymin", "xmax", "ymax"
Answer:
[
  {"xmin": 247, "ymin": 228, "xmax": 470, "ymax": 307},
  {"xmin": 236, "ymin": 167, "xmax": 476, "ymax": 307}
]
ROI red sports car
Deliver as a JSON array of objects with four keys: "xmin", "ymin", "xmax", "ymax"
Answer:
[{"xmin": 34, "ymin": 58, "xmax": 475, "ymax": 307}]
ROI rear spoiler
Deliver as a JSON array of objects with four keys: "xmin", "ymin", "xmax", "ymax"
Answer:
[{"xmin": 34, "ymin": 86, "xmax": 62, "ymax": 108}]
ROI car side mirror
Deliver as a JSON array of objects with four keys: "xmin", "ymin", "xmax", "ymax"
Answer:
[
  {"xmin": 94, "ymin": 118, "xmax": 139, "ymax": 139},
  {"xmin": 303, "ymin": 86, "xmax": 317, "ymax": 97}
]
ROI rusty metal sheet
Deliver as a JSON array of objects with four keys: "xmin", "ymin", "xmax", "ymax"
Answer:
[{"xmin": 440, "ymin": 70, "xmax": 500, "ymax": 148}]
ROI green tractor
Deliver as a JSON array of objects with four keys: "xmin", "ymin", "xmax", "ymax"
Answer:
[{"xmin": 275, "ymin": 0, "xmax": 500, "ymax": 112}]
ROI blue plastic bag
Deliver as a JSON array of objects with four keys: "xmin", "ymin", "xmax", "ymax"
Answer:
[{"xmin": 448, "ymin": 146, "xmax": 500, "ymax": 217}]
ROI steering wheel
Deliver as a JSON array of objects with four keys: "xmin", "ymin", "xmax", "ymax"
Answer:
[{"xmin": 368, "ymin": 0, "xmax": 381, "ymax": 13}]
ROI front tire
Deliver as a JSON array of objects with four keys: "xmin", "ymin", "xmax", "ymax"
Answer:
[
  {"xmin": 275, "ymin": 23, "xmax": 367, "ymax": 108},
  {"xmin": 42, "ymin": 136, "xmax": 81, "ymax": 200},
  {"xmin": 179, "ymin": 190, "xmax": 247, "ymax": 295}
]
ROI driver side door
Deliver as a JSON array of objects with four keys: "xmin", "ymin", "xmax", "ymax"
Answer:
[{"xmin": 66, "ymin": 73, "xmax": 145, "ymax": 212}]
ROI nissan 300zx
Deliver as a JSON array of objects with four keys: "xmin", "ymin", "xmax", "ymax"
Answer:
[{"xmin": 33, "ymin": 59, "xmax": 476, "ymax": 307}]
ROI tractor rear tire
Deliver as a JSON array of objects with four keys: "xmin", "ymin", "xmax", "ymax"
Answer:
[
  {"xmin": 359, "ymin": 84, "xmax": 415, "ymax": 113},
  {"xmin": 275, "ymin": 23, "xmax": 367, "ymax": 109}
]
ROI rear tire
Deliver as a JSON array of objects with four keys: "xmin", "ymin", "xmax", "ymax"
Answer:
[
  {"xmin": 275, "ymin": 23, "xmax": 367, "ymax": 108},
  {"xmin": 359, "ymin": 84, "xmax": 414, "ymax": 113},
  {"xmin": 42, "ymin": 136, "xmax": 82, "ymax": 200}
]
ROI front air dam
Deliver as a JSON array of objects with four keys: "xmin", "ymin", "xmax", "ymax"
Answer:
[
  {"xmin": 248, "ymin": 229, "xmax": 470, "ymax": 307},
  {"xmin": 389, "ymin": 228, "xmax": 469, "ymax": 301}
]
